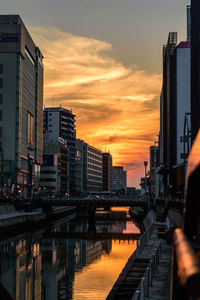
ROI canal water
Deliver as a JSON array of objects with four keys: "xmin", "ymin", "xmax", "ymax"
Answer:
[{"xmin": 0, "ymin": 207, "xmax": 139, "ymax": 300}]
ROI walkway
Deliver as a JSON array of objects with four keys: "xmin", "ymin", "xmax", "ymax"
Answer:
[
  {"xmin": 145, "ymin": 229, "xmax": 171, "ymax": 300},
  {"xmin": 107, "ymin": 223, "xmax": 172, "ymax": 300}
]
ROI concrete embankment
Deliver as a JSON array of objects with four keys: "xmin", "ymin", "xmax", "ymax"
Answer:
[
  {"xmin": 0, "ymin": 204, "xmax": 76, "ymax": 238},
  {"xmin": 107, "ymin": 210, "xmax": 172, "ymax": 300}
]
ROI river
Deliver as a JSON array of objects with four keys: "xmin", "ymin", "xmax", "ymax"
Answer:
[{"xmin": 0, "ymin": 207, "xmax": 139, "ymax": 300}]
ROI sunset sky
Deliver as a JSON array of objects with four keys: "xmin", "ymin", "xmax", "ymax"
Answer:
[{"xmin": 2, "ymin": 0, "xmax": 189, "ymax": 186}]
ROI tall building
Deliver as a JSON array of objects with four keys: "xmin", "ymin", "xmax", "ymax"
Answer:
[
  {"xmin": 158, "ymin": 7, "xmax": 191, "ymax": 201},
  {"xmin": 75, "ymin": 139, "xmax": 102, "ymax": 195},
  {"xmin": 43, "ymin": 107, "xmax": 76, "ymax": 194},
  {"xmin": 102, "ymin": 153, "xmax": 112, "ymax": 192},
  {"xmin": 191, "ymin": 1, "xmax": 200, "ymax": 142},
  {"xmin": 112, "ymin": 166, "xmax": 127, "ymax": 194},
  {"xmin": 0, "ymin": 15, "xmax": 43, "ymax": 195}
]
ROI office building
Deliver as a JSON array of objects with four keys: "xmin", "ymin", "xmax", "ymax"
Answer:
[
  {"xmin": 112, "ymin": 166, "xmax": 127, "ymax": 194},
  {"xmin": 43, "ymin": 107, "xmax": 76, "ymax": 194},
  {"xmin": 102, "ymin": 153, "xmax": 112, "ymax": 192},
  {"xmin": 75, "ymin": 139, "xmax": 103, "ymax": 194},
  {"xmin": 0, "ymin": 15, "xmax": 43, "ymax": 195}
]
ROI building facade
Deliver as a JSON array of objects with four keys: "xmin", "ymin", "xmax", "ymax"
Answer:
[
  {"xmin": 191, "ymin": 1, "xmax": 200, "ymax": 141},
  {"xmin": 158, "ymin": 7, "xmax": 191, "ymax": 201},
  {"xmin": 112, "ymin": 166, "xmax": 127, "ymax": 195},
  {"xmin": 0, "ymin": 15, "xmax": 43, "ymax": 196},
  {"xmin": 75, "ymin": 139, "xmax": 103, "ymax": 195},
  {"xmin": 43, "ymin": 107, "xmax": 76, "ymax": 194},
  {"xmin": 102, "ymin": 153, "xmax": 112, "ymax": 192},
  {"xmin": 40, "ymin": 144, "xmax": 68, "ymax": 194}
]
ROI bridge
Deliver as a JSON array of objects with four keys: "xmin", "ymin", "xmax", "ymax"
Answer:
[
  {"xmin": 44, "ymin": 231, "xmax": 140, "ymax": 241},
  {"xmin": 40, "ymin": 196, "xmax": 147, "ymax": 208}
]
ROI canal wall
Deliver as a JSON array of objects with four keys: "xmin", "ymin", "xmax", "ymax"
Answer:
[
  {"xmin": 107, "ymin": 209, "xmax": 172, "ymax": 299},
  {"xmin": 0, "ymin": 205, "xmax": 76, "ymax": 237}
]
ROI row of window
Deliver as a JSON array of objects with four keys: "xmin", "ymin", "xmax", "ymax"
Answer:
[
  {"xmin": 40, "ymin": 178, "xmax": 56, "ymax": 182},
  {"xmin": 88, "ymin": 158, "xmax": 102, "ymax": 167},
  {"xmin": 88, "ymin": 176, "xmax": 102, "ymax": 182},
  {"xmin": 88, "ymin": 163, "xmax": 102, "ymax": 171},
  {"xmin": 87, "ymin": 181, "xmax": 102, "ymax": 187},
  {"xmin": 88, "ymin": 152, "xmax": 102, "ymax": 161},
  {"xmin": 88, "ymin": 169, "xmax": 102, "ymax": 177},
  {"xmin": 41, "ymin": 170, "xmax": 56, "ymax": 174},
  {"xmin": 88, "ymin": 147, "xmax": 102, "ymax": 157}
]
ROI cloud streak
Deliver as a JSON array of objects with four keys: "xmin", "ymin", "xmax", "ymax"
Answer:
[{"xmin": 30, "ymin": 26, "xmax": 161, "ymax": 187}]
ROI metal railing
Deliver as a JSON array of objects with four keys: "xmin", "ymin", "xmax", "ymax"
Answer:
[
  {"xmin": 132, "ymin": 241, "xmax": 161, "ymax": 300},
  {"xmin": 173, "ymin": 228, "xmax": 200, "ymax": 298}
]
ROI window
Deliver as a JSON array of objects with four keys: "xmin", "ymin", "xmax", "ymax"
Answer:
[
  {"xmin": 0, "ymin": 64, "xmax": 3, "ymax": 74},
  {"xmin": 0, "ymin": 111, "xmax": 2, "ymax": 121},
  {"xmin": 28, "ymin": 112, "xmax": 34, "ymax": 145},
  {"xmin": 0, "ymin": 78, "xmax": 3, "ymax": 88},
  {"xmin": 0, "ymin": 127, "xmax": 2, "ymax": 137},
  {"xmin": 0, "ymin": 95, "xmax": 2, "ymax": 104}
]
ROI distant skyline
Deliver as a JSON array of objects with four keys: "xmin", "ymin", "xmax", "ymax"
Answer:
[{"xmin": 1, "ymin": 0, "xmax": 190, "ymax": 186}]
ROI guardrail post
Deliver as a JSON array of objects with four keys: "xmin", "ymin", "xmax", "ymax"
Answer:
[
  {"xmin": 146, "ymin": 267, "xmax": 150, "ymax": 296},
  {"xmin": 152, "ymin": 253, "xmax": 157, "ymax": 272},
  {"xmin": 158, "ymin": 241, "xmax": 161, "ymax": 263},
  {"xmin": 140, "ymin": 277, "xmax": 145, "ymax": 300},
  {"xmin": 132, "ymin": 290, "xmax": 140, "ymax": 300},
  {"xmin": 136, "ymin": 240, "xmax": 140, "ymax": 255},
  {"xmin": 150, "ymin": 259, "xmax": 153, "ymax": 285}
]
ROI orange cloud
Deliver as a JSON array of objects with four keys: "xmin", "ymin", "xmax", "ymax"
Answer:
[{"xmin": 30, "ymin": 26, "xmax": 161, "ymax": 187}]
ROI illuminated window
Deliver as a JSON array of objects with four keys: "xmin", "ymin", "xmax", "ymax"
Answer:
[{"xmin": 27, "ymin": 112, "xmax": 34, "ymax": 145}]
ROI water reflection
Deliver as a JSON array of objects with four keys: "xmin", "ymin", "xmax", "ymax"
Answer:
[{"xmin": 0, "ymin": 209, "xmax": 139, "ymax": 300}]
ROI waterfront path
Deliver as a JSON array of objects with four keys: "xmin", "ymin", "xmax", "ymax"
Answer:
[
  {"xmin": 145, "ymin": 227, "xmax": 171, "ymax": 300},
  {"xmin": 107, "ymin": 222, "xmax": 172, "ymax": 299}
]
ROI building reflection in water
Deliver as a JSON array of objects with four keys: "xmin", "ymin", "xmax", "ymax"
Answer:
[{"xmin": 0, "ymin": 213, "xmax": 138, "ymax": 300}]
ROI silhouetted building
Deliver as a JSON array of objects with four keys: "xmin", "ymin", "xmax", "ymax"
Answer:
[
  {"xmin": 159, "ymin": 25, "xmax": 191, "ymax": 200},
  {"xmin": 102, "ymin": 153, "xmax": 112, "ymax": 192},
  {"xmin": 43, "ymin": 107, "xmax": 76, "ymax": 194},
  {"xmin": 0, "ymin": 15, "xmax": 43, "ymax": 195},
  {"xmin": 112, "ymin": 166, "xmax": 127, "ymax": 194},
  {"xmin": 127, "ymin": 187, "xmax": 136, "ymax": 197},
  {"xmin": 191, "ymin": 1, "xmax": 200, "ymax": 141}
]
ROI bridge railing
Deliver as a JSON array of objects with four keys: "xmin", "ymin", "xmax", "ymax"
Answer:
[{"xmin": 172, "ymin": 228, "xmax": 200, "ymax": 299}]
